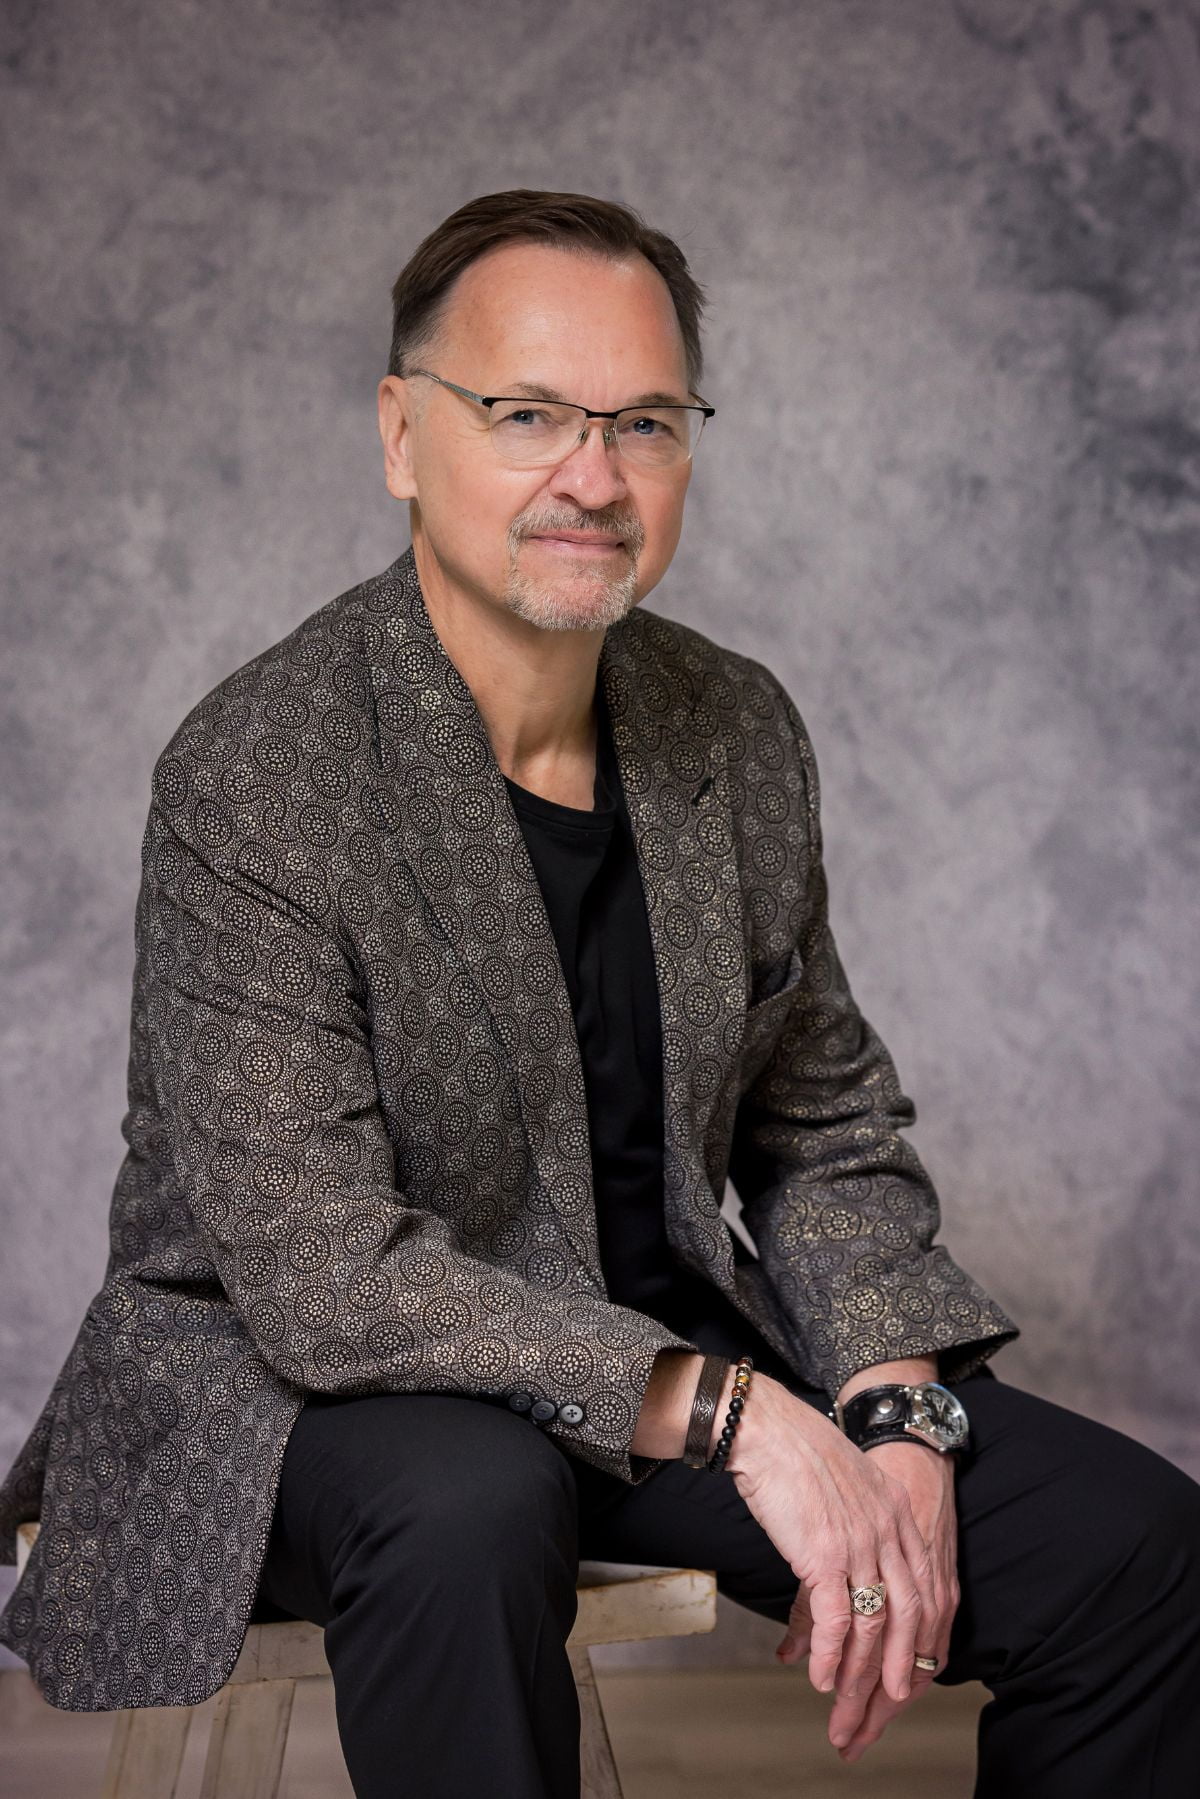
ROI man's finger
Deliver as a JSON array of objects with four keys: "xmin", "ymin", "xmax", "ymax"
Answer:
[
  {"xmin": 837, "ymin": 1680, "xmax": 905, "ymax": 1762},
  {"xmin": 894, "ymin": 1492, "xmax": 941, "ymax": 1654},
  {"xmin": 829, "ymin": 1573, "xmax": 888, "ymax": 1714},
  {"xmin": 876, "ymin": 1539, "xmax": 923, "ymax": 1702},
  {"xmin": 805, "ymin": 1575, "xmax": 855, "ymax": 1693},
  {"xmin": 827, "ymin": 1633, "xmax": 883, "ymax": 1746},
  {"xmin": 835, "ymin": 1654, "xmax": 940, "ymax": 1760},
  {"xmin": 776, "ymin": 1581, "xmax": 814, "ymax": 1662}
]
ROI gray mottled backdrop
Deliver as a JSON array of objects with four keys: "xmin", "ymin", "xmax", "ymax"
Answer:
[{"xmin": 3, "ymin": 0, "xmax": 1199, "ymax": 1669}]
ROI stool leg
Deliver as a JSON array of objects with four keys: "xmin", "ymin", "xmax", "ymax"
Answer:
[
  {"xmin": 198, "ymin": 1678, "xmax": 296, "ymax": 1799},
  {"xmin": 569, "ymin": 1645, "xmax": 623, "ymax": 1799},
  {"xmin": 100, "ymin": 1705, "xmax": 193, "ymax": 1799}
]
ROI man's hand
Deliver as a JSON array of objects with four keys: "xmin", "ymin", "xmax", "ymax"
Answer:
[
  {"xmin": 777, "ymin": 1441, "xmax": 960, "ymax": 1762},
  {"xmin": 726, "ymin": 1375, "xmax": 938, "ymax": 1707},
  {"xmin": 769, "ymin": 1352, "xmax": 962, "ymax": 1764}
]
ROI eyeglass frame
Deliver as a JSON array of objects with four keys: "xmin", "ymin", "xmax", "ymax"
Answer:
[{"xmin": 405, "ymin": 367, "xmax": 716, "ymax": 464}]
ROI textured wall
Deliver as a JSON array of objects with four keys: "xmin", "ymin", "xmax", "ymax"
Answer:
[{"xmin": 3, "ymin": 0, "xmax": 1199, "ymax": 1663}]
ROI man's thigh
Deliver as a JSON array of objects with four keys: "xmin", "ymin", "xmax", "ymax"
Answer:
[{"xmin": 257, "ymin": 1390, "xmax": 580, "ymax": 1629}]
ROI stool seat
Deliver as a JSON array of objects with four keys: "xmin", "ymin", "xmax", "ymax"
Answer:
[{"xmin": 16, "ymin": 1518, "xmax": 717, "ymax": 1798}]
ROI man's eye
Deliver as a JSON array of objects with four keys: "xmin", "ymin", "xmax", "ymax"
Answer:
[
  {"xmin": 504, "ymin": 407, "xmax": 553, "ymax": 427},
  {"xmin": 622, "ymin": 413, "xmax": 685, "ymax": 443}
]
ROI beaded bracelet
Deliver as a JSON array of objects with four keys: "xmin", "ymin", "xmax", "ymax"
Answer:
[{"xmin": 707, "ymin": 1354, "xmax": 754, "ymax": 1473}]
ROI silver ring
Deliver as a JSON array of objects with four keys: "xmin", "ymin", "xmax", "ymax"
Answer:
[
  {"xmin": 914, "ymin": 1653, "xmax": 939, "ymax": 1672},
  {"xmin": 848, "ymin": 1581, "xmax": 886, "ymax": 1616}
]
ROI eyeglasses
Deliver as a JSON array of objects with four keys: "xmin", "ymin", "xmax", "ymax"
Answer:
[{"xmin": 407, "ymin": 368, "xmax": 715, "ymax": 470}]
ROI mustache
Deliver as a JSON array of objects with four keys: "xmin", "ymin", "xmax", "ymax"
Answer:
[{"xmin": 509, "ymin": 505, "xmax": 645, "ymax": 554}]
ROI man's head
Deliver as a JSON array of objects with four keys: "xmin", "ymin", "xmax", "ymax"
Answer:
[{"xmin": 377, "ymin": 190, "xmax": 709, "ymax": 633}]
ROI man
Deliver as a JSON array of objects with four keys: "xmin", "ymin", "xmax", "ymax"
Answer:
[{"xmin": 1, "ymin": 190, "xmax": 1197, "ymax": 1797}]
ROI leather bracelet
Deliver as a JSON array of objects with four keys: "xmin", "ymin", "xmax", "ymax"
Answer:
[
  {"xmin": 682, "ymin": 1354, "xmax": 730, "ymax": 1468},
  {"xmin": 707, "ymin": 1354, "xmax": 754, "ymax": 1474}
]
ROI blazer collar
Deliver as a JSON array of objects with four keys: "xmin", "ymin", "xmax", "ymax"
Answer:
[{"xmin": 360, "ymin": 545, "xmax": 749, "ymax": 1300}]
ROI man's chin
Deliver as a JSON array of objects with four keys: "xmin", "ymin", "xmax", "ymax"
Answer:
[{"xmin": 504, "ymin": 565, "xmax": 640, "ymax": 632}]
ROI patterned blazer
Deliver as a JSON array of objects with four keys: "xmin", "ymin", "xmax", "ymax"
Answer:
[{"xmin": 0, "ymin": 546, "xmax": 1018, "ymax": 1711}]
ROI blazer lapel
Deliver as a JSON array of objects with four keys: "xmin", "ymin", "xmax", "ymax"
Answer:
[
  {"xmin": 362, "ymin": 547, "xmax": 750, "ymax": 1304},
  {"xmin": 598, "ymin": 620, "xmax": 749, "ymax": 1301}
]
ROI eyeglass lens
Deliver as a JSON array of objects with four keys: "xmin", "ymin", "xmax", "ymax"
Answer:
[{"xmin": 488, "ymin": 400, "xmax": 704, "ymax": 468}]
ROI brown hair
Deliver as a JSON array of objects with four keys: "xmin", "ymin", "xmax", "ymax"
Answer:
[{"xmin": 387, "ymin": 189, "xmax": 707, "ymax": 391}]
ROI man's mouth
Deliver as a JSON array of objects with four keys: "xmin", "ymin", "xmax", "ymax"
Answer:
[{"xmin": 526, "ymin": 531, "xmax": 625, "ymax": 552}]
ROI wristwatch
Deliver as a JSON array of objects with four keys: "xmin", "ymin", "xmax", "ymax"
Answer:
[{"xmin": 836, "ymin": 1382, "xmax": 971, "ymax": 1456}]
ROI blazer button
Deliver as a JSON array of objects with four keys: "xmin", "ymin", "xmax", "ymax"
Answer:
[
  {"xmin": 530, "ymin": 1398, "xmax": 557, "ymax": 1425},
  {"xmin": 508, "ymin": 1391, "xmax": 534, "ymax": 1414},
  {"xmin": 557, "ymin": 1402, "xmax": 585, "ymax": 1426}
]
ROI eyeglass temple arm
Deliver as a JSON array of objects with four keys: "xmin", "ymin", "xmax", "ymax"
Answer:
[{"xmin": 407, "ymin": 370, "xmax": 492, "ymax": 407}]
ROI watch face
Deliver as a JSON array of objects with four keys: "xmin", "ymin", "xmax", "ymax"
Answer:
[{"xmin": 910, "ymin": 1384, "xmax": 970, "ymax": 1448}]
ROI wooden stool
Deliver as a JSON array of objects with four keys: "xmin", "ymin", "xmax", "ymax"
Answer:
[{"xmin": 16, "ymin": 1519, "xmax": 716, "ymax": 1798}]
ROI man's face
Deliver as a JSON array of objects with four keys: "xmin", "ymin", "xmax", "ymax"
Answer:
[{"xmin": 379, "ymin": 241, "xmax": 698, "ymax": 632}]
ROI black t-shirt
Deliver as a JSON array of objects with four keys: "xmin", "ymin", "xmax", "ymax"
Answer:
[{"xmin": 503, "ymin": 680, "xmax": 719, "ymax": 1335}]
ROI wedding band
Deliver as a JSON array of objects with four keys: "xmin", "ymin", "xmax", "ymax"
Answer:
[
  {"xmin": 848, "ymin": 1581, "xmax": 886, "ymax": 1616},
  {"xmin": 914, "ymin": 1654, "xmax": 939, "ymax": 1672}
]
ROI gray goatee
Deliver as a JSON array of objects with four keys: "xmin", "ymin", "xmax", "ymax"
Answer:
[{"xmin": 504, "ymin": 504, "xmax": 646, "ymax": 632}]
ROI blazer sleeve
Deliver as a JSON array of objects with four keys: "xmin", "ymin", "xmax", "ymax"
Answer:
[
  {"xmin": 727, "ymin": 680, "xmax": 1020, "ymax": 1400},
  {"xmin": 136, "ymin": 787, "xmax": 700, "ymax": 1486}
]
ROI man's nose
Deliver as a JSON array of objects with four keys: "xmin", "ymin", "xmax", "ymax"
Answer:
[{"xmin": 547, "ymin": 419, "xmax": 629, "ymax": 509}]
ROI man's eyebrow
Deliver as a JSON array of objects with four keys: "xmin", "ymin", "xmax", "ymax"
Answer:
[{"xmin": 503, "ymin": 380, "xmax": 692, "ymax": 408}]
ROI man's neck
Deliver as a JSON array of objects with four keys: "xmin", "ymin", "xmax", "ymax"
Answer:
[{"xmin": 410, "ymin": 529, "xmax": 604, "ymax": 806}]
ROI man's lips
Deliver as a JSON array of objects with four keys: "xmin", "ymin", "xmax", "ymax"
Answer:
[{"xmin": 526, "ymin": 531, "xmax": 626, "ymax": 551}]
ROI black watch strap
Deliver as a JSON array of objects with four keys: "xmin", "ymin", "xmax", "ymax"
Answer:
[
  {"xmin": 840, "ymin": 1382, "xmax": 970, "ymax": 1455},
  {"xmin": 840, "ymin": 1384, "xmax": 913, "ymax": 1442}
]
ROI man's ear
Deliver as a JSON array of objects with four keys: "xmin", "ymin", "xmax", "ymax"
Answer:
[{"xmin": 378, "ymin": 376, "xmax": 418, "ymax": 501}]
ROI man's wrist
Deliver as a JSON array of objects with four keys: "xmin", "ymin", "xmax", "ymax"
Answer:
[
  {"xmin": 864, "ymin": 1435, "xmax": 959, "ymax": 1466},
  {"xmin": 835, "ymin": 1356, "xmax": 939, "ymax": 1410},
  {"xmin": 631, "ymin": 1349, "xmax": 706, "ymax": 1460},
  {"xmin": 838, "ymin": 1362, "xmax": 971, "ymax": 1460}
]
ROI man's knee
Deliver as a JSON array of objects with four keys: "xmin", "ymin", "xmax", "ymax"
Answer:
[
  {"xmin": 1114, "ymin": 1447, "xmax": 1200, "ymax": 1605},
  {"xmin": 946, "ymin": 1380, "xmax": 1200, "ymax": 1666},
  {"xmin": 1057, "ymin": 1416, "xmax": 1200, "ymax": 1594},
  {"xmin": 1025, "ymin": 1408, "xmax": 1200, "ymax": 1649}
]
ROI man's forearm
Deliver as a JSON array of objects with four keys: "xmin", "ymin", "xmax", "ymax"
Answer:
[{"xmin": 631, "ymin": 1349, "xmax": 740, "ymax": 1460}]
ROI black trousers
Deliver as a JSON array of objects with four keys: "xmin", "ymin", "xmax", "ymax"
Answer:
[{"xmin": 256, "ymin": 1304, "xmax": 1200, "ymax": 1798}]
